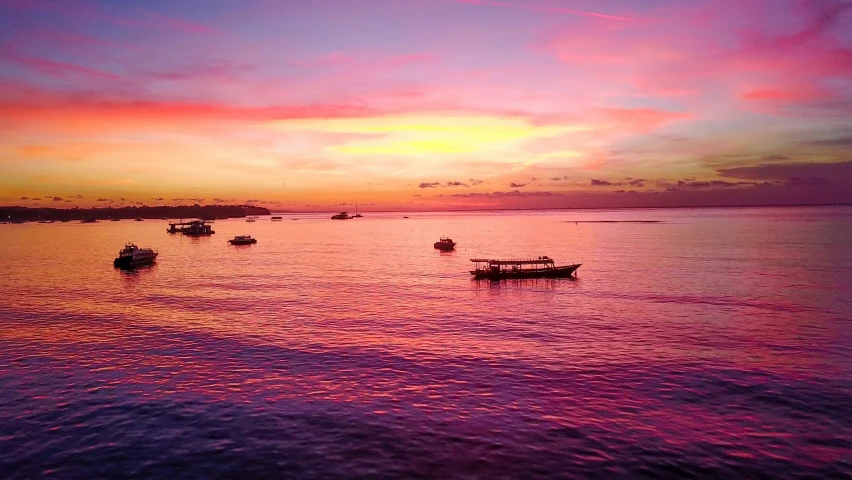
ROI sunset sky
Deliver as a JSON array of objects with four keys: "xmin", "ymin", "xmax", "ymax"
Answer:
[{"xmin": 1, "ymin": 0, "xmax": 851, "ymax": 210}]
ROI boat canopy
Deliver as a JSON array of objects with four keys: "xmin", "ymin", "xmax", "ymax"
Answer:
[{"xmin": 470, "ymin": 257, "xmax": 555, "ymax": 265}]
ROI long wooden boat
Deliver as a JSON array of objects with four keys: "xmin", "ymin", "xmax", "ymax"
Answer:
[{"xmin": 470, "ymin": 256, "xmax": 580, "ymax": 280}]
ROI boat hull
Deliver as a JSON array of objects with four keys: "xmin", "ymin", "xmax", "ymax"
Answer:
[
  {"xmin": 113, "ymin": 253, "xmax": 158, "ymax": 269},
  {"xmin": 228, "ymin": 239, "xmax": 257, "ymax": 245},
  {"xmin": 470, "ymin": 264, "xmax": 581, "ymax": 280},
  {"xmin": 434, "ymin": 243, "xmax": 455, "ymax": 250}
]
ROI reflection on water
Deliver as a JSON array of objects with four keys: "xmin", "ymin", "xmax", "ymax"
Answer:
[{"xmin": 1, "ymin": 207, "xmax": 851, "ymax": 479}]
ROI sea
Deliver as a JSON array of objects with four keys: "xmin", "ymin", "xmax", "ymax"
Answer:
[{"xmin": 1, "ymin": 206, "xmax": 851, "ymax": 479}]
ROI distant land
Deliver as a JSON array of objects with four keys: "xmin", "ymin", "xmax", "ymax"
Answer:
[{"xmin": 0, "ymin": 205, "xmax": 271, "ymax": 222}]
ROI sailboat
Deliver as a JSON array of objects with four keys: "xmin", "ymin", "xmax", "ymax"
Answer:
[{"xmin": 353, "ymin": 204, "xmax": 363, "ymax": 218}]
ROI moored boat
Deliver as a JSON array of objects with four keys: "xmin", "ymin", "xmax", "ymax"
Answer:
[
  {"xmin": 135, "ymin": 217, "xmax": 144, "ymax": 221},
  {"xmin": 434, "ymin": 237, "xmax": 456, "ymax": 250},
  {"xmin": 271, "ymin": 216, "xmax": 283, "ymax": 221},
  {"xmin": 331, "ymin": 212, "xmax": 351, "ymax": 220},
  {"xmin": 470, "ymin": 256, "xmax": 580, "ymax": 280},
  {"xmin": 229, "ymin": 235, "xmax": 257, "ymax": 245},
  {"xmin": 246, "ymin": 216, "xmax": 257, "ymax": 222},
  {"xmin": 113, "ymin": 243, "xmax": 158, "ymax": 269}
]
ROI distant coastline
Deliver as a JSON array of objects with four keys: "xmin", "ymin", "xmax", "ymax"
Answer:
[
  {"xmin": 270, "ymin": 202, "xmax": 852, "ymax": 215},
  {"xmin": 0, "ymin": 205, "xmax": 271, "ymax": 222}
]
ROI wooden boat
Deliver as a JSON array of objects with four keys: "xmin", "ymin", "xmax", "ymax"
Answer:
[
  {"xmin": 434, "ymin": 237, "xmax": 456, "ymax": 250},
  {"xmin": 470, "ymin": 256, "xmax": 580, "ymax": 280},
  {"xmin": 114, "ymin": 243, "xmax": 158, "ymax": 269},
  {"xmin": 228, "ymin": 235, "xmax": 257, "ymax": 245}
]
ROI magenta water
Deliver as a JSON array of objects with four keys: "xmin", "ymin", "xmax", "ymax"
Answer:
[{"xmin": 1, "ymin": 207, "xmax": 851, "ymax": 479}]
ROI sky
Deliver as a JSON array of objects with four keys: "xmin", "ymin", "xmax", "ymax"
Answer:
[{"xmin": 1, "ymin": 0, "xmax": 851, "ymax": 211}]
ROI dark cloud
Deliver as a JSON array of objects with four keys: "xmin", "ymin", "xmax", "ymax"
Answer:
[
  {"xmin": 787, "ymin": 177, "xmax": 830, "ymax": 186},
  {"xmin": 509, "ymin": 182, "xmax": 527, "ymax": 188},
  {"xmin": 591, "ymin": 179, "xmax": 619, "ymax": 187},
  {"xmin": 52, "ymin": 196, "xmax": 62, "ymax": 202},
  {"xmin": 452, "ymin": 190, "xmax": 563, "ymax": 198},
  {"xmin": 445, "ymin": 181, "xmax": 468, "ymax": 187},
  {"xmin": 119, "ymin": 198, "xmax": 126, "ymax": 201},
  {"xmin": 717, "ymin": 160, "xmax": 852, "ymax": 181},
  {"xmin": 418, "ymin": 182, "xmax": 440, "ymax": 188},
  {"xmin": 19, "ymin": 196, "xmax": 29, "ymax": 200},
  {"xmin": 96, "ymin": 198, "xmax": 109, "ymax": 202},
  {"xmin": 529, "ymin": 177, "xmax": 539, "ymax": 181},
  {"xmin": 150, "ymin": 197, "xmax": 164, "ymax": 201},
  {"xmin": 75, "ymin": 194, "xmax": 84, "ymax": 199},
  {"xmin": 761, "ymin": 155, "xmax": 789, "ymax": 162},
  {"xmin": 412, "ymin": 194, "xmax": 421, "ymax": 197},
  {"xmin": 799, "ymin": 136, "xmax": 852, "ymax": 148},
  {"xmin": 245, "ymin": 199, "xmax": 260, "ymax": 203},
  {"xmin": 469, "ymin": 178, "xmax": 485, "ymax": 185},
  {"xmin": 64, "ymin": 199, "xmax": 73, "ymax": 203},
  {"xmin": 627, "ymin": 178, "xmax": 646, "ymax": 187},
  {"xmin": 677, "ymin": 180, "xmax": 754, "ymax": 188}
]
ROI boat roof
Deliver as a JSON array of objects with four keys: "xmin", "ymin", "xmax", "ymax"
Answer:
[{"xmin": 470, "ymin": 257, "xmax": 555, "ymax": 265}]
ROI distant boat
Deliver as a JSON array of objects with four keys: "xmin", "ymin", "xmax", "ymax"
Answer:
[
  {"xmin": 271, "ymin": 216, "xmax": 283, "ymax": 221},
  {"xmin": 434, "ymin": 237, "xmax": 456, "ymax": 251},
  {"xmin": 228, "ymin": 234, "xmax": 257, "ymax": 245},
  {"xmin": 135, "ymin": 217, "xmax": 144, "ymax": 221},
  {"xmin": 353, "ymin": 204, "xmax": 363, "ymax": 218},
  {"xmin": 292, "ymin": 218, "xmax": 299, "ymax": 220},
  {"xmin": 246, "ymin": 216, "xmax": 257, "ymax": 222},
  {"xmin": 402, "ymin": 216, "xmax": 409, "ymax": 219},
  {"xmin": 331, "ymin": 212, "xmax": 351, "ymax": 220},
  {"xmin": 470, "ymin": 256, "xmax": 581, "ymax": 280},
  {"xmin": 81, "ymin": 218, "xmax": 97, "ymax": 223},
  {"xmin": 110, "ymin": 218, "xmax": 121, "ymax": 222},
  {"xmin": 113, "ymin": 243, "xmax": 158, "ymax": 269}
]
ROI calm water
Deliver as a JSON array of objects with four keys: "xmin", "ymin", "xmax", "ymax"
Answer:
[{"xmin": 1, "ymin": 207, "xmax": 851, "ymax": 479}]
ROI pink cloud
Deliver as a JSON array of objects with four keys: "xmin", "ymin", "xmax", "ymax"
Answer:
[
  {"xmin": 0, "ymin": 51, "xmax": 120, "ymax": 80},
  {"xmin": 455, "ymin": 0, "xmax": 656, "ymax": 22}
]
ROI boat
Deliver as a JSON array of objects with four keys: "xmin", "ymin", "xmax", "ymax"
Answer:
[
  {"xmin": 110, "ymin": 218, "xmax": 121, "ymax": 222},
  {"xmin": 38, "ymin": 220, "xmax": 55, "ymax": 224},
  {"xmin": 113, "ymin": 243, "xmax": 158, "ymax": 269},
  {"xmin": 246, "ymin": 216, "xmax": 257, "ymax": 222},
  {"xmin": 81, "ymin": 218, "xmax": 97, "ymax": 223},
  {"xmin": 353, "ymin": 204, "xmax": 363, "ymax": 218},
  {"xmin": 135, "ymin": 217, "xmax": 144, "ymax": 221},
  {"xmin": 434, "ymin": 237, "xmax": 456, "ymax": 251},
  {"xmin": 271, "ymin": 216, "xmax": 283, "ymax": 221},
  {"xmin": 331, "ymin": 212, "xmax": 351, "ymax": 220},
  {"xmin": 402, "ymin": 216, "xmax": 409, "ymax": 219},
  {"xmin": 180, "ymin": 220, "xmax": 215, "ymax": 236},
  {"xmin": 470, "ymin": 256, "xmax": 581, "ymax": 280},
  {"xmin": 228, "ymin": 235, "xmax": 257, "ymax": 245}
]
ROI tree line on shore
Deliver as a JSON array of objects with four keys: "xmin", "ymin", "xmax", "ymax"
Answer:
[{"xmin": 0, "ymin": 205, "xmax": 271, "ymax": 222}]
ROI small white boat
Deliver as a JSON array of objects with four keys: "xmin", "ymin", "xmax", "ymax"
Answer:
[{"xmin": 114, "ymin": 243, "xmax": 158, "ymax": 269}]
